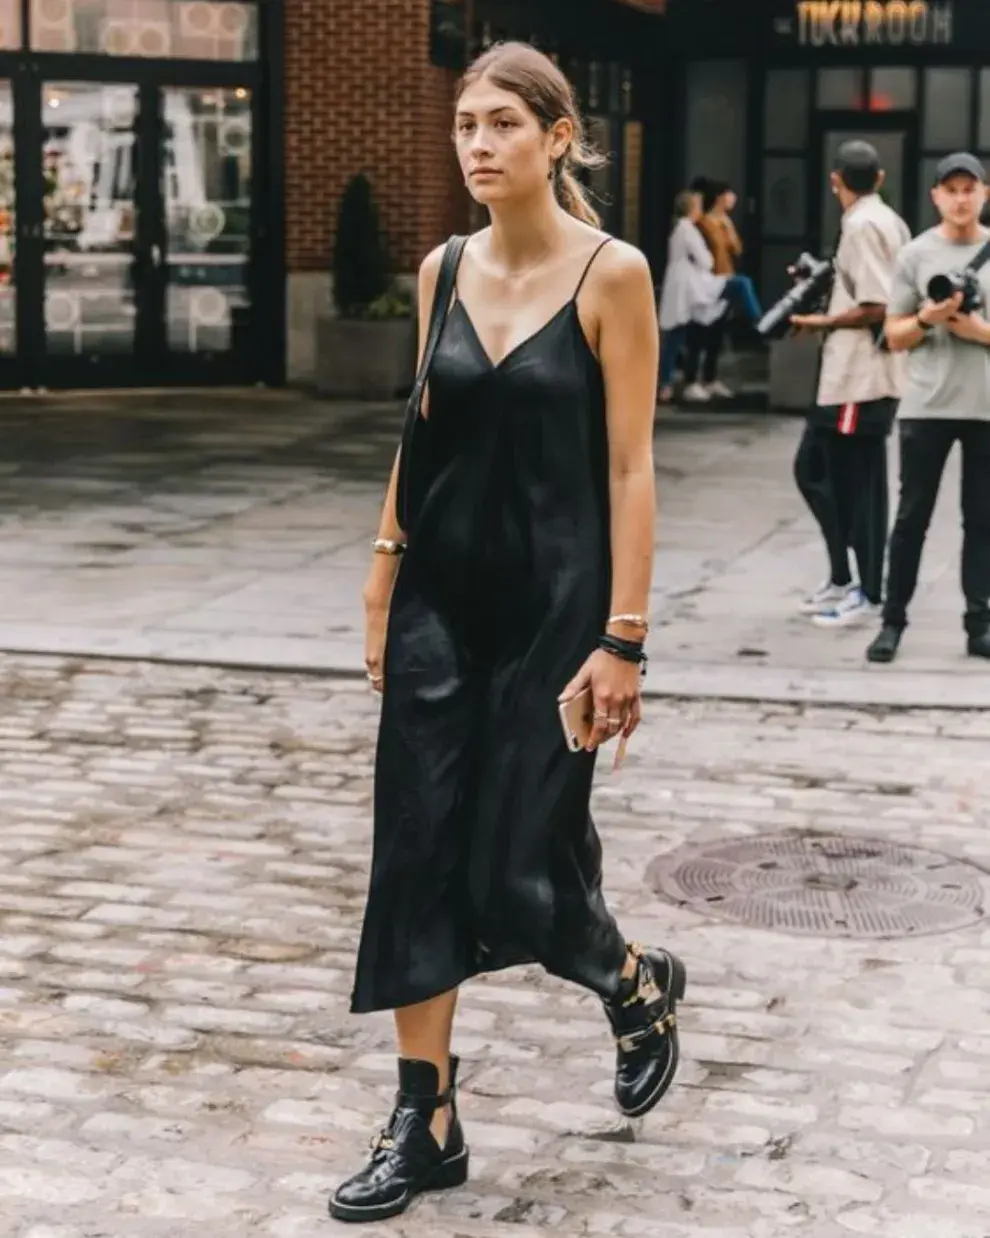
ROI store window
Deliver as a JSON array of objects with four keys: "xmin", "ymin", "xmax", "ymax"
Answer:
[
  {"xmin": 816, "ymin": 67, "xmax": 863, "ymax": 111},
  {"xmin": 869, "ymin": 68, "xmax": 916, "ymax": 112},
  {"xmin": 978, "ymin": 69, "xmax": 990, "ymax": 150},
  {"xmin": 685, "ymin": 60, "xmax": 748, "ymax": 194},
  {"xmin": 622, "ymin": 120, "xmax": 642, "ymax": 246},
  {"xmin": 29, "ymin": 0, "xmax": 259, "ymax": 60},
  {"xmin": 922, "ymin": 68, "xmax": 971, "ymax": 151},
  {"xmin": 764, "ymin": 69, "xmax": 809, "ymax": 150}
]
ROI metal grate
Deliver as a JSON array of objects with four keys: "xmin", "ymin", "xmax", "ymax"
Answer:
[{"xmin": 647, "ymin": 832, "xmax": 988, "ymax": 939}]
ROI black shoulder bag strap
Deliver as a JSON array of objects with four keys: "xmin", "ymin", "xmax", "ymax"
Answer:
[{"xmin": 395, "ymin": 234, "xmax": 468, "ymax": 533}]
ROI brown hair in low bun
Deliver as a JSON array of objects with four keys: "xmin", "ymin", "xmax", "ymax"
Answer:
[{"xmin": 456, "ymin": 41, "xmax": 606, "ymax": 227}]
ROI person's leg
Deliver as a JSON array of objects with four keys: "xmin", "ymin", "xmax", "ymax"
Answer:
[
  {"xmin": 682, "ymin": 322, "xmax": 703, "ymax": 385},
  {"xmin": 701, "ymin": 317, "xmax": 726, "ymax": 386},
  {"xmin": 958, "ymin": 420, "xmax": 990, "ymax": 644},
  {"xmin": 723, "ymin": 273, "xmax": 764, "ymax": 322},
  {"xmin": 659, "ymin": 324, "xmax": 686, "ymax": 392},
  {"xmin": 395, "ymin": 991, "xmax": 459, "ymax": 1144},
  {"xmin": 845, "ymin": 432, "xmax": 889, "ymax": 607},
  {"xmin": 882, "ymin": 419, "xmax": 955, "ymax": 631},
  {"xmin": 794, "ymin": 421, "xmax": 852, "ymax": 592},
  {"xmin": 682, "ymin": 323, "xmax": 710, "ymax": 400}
]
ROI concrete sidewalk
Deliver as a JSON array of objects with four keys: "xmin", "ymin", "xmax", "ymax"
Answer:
[{"xmin": 0, "ymin": 389, "xmax": 986, "ymax": 708}]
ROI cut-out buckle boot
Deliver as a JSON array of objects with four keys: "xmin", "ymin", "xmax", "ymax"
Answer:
[
  {"xmin": 328, "ymin": 1055, "xmax": 468, "ymax": 1224},
  {"xmin": 604, "ymin": 942, "xmax": 686, "ymax": 1118}
]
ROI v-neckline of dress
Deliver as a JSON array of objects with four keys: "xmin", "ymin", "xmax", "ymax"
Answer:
[{"xmin": 453, "ymin": 298, "xmax": 576, "ymax": 373}]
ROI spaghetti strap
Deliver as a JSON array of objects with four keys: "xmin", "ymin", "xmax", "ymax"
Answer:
[{"xmin": 573, "ymin": 238, "xmax": 613, "ymax": 299}]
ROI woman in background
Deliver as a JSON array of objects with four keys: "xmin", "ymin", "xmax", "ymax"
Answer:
[
  {"xmin": 657, "ymin": 188, "xmax": 728, "ymax": 403},
  {"xmin": 686, "ymin": 179, "xmax": 764, "ymax": 400}
]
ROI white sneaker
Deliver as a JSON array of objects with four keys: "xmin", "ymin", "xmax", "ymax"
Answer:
[
  {"xmin": 682, "ymin": 383, "xmax": 711, "ymax": 402},
  {"xmin": 812, "ymin": 587, "xmax": 879, "ymax": 628},
  {"xmin": 707, "ymin": 380, "xmax": 734, "ymax": 399},
  {"xmin": 798, "ymin": 581, "xmax": 850, "ymax": 616}
]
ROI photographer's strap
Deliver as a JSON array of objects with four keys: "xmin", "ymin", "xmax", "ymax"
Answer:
[
  {"xmin": 395, "ymin": 235, "xmax": 468, "ymax": 532},
  {"xmin": 963, "ymin": 236, "xmax": 990, "ymax": 276}
]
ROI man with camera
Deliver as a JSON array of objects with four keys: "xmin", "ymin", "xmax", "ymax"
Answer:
[
  {"xmin": 789, "ymin": 140, "xmax": 911, "ymax": 628},
  {"xmin": 866, "ymin": 153, "xmax": 990, "ymax": 664}
]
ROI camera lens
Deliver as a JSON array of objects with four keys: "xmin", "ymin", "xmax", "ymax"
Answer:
[{"xmin": 927, "ymin": 274, "xmax": 956, "ymax": 302}]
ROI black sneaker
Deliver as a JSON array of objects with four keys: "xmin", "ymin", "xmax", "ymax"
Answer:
[
  {"xmin": 967, "ymin": 631, "xmax": 990, "ymax": 659},
  {"xmin": 866, "ymin": 625, "xmax": 903, "ymax": 664},
  {"xmin": 328, "ymin": 1056, "xmax": 468, "ymax": 1224},
  {"xmin": 604, "ymin": 943, "xmax": 686, "ymax": 1119}
]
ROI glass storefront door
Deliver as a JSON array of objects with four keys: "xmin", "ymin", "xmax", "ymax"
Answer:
[
  {"xmin": 40, "ymin": 81, "xmax": 141, "ymax": 365},
  {"xmin": 14, "ymin": 74, "xmax": 257, "ymax": 384},
  {"xmin": 160, "ymin": 84, "xmax": 252, "ymax": 365}
]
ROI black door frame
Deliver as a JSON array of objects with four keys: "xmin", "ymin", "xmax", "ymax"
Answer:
[
  {"xmin": 810, "ymin": 108, "xmax": 920, "ymax": 252},
  {"xmin": 0, "ymin": 20, "xmax": 282, "ymax": 389}
]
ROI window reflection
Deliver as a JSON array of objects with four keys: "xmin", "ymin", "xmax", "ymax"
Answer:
[
  {"xmin": 30, "ymin": 0, "xmax": 258, "ymax": 61},
  {"xmin": 0, "ymin": 83, "xmax": 14, "ymax": 355},
  {"xmin": 163, "ymin": 86, "xmax": 251, "ymax": 355},
  {"xmin": 42, "ymin": 83, "xmax": 138, "ymax": 357}
]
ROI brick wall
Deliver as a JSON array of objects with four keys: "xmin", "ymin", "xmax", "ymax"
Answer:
[{"xmin": 284, "ymin": 0, "xmax": 470, "ymax": 277}]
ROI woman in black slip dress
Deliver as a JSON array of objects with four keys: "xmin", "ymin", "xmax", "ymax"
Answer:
[{"xmin": 329, "ymin": 41, "xmax": 687, "ymax": 1225}]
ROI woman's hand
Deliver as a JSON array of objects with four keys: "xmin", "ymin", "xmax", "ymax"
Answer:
[
  {"xmin": 559, "ymin": 648, "xmax": 642, "ymax": 752},
  {"xmin": 364, "ymin": 591, "xmax": 389, "ymax": 694}
]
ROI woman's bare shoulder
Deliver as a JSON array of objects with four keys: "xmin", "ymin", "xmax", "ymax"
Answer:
[{"xmin": 592, "ymin": 237, "xmax": 653, "ymax": 295}]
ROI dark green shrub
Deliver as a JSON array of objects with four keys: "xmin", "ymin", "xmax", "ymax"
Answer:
[{"xmin": 332, "ymin": 173, "xmax": 389, "ymax": 318}]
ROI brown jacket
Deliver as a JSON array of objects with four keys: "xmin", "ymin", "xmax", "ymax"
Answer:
[{"xmin": 698, "ymin": 213, "xmax": 743, "ymax": 276}]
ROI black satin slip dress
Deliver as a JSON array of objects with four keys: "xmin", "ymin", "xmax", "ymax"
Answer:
[{"xmin": 350, "ymin": 238, "xmax": 628, "ymax": 1014}]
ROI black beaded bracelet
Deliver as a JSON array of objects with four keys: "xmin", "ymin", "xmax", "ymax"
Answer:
[{"xmin": 598, "ymin": 634, "xmax": 646, "ymax": 665}]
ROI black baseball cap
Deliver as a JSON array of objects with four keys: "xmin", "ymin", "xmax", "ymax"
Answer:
[{"xmin": 933, "ymin": 152, "xmax": 987, "ymax": 185}]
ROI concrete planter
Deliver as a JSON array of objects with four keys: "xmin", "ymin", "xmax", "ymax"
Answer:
[
  {"xmin": 768, "ymin": 333, "xmax": 821, "ymax": 412},
  {"xmin": 314, "ymin": 316, "xmax": 417, "ymax": 399}
]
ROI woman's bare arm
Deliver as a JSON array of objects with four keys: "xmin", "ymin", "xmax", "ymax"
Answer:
[
  {"xmin": 363, "ymin": 244, "xmax": 445, "ymax": 609},
  {"xmin": 595, "ymin": 243, "xmax": 659, "ymax": 636}
]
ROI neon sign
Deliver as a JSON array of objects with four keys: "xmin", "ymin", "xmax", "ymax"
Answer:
[{"xmin": 795, "ymin": 1, "xmax": 953, "ymax": 46}]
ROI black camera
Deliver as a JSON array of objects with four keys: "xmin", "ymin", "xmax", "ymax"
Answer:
[
  {"xmin": 756, "ymin": 253, "xmax": 834, "ymax": 340},
  {"xmin": 927, "ymin": 270, "xmax": 983, "ymax": 315}
]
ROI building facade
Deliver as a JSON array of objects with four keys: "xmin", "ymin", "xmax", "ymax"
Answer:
[
  {"xmin": 2, "ymin": 2, "xmax": 984, "ymax": 391},
  {"xmin": 300, "ymin": 0, "xmax": 990, "ymax": 387}
]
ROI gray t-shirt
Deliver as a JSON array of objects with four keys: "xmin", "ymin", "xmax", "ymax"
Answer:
[{"xmin": 888, "ymin": 227, "xmax": 990, "ymax": 421}]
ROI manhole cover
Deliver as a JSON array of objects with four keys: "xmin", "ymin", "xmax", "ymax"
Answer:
[{"xmin": 646, "ymin": 832, "xmax": 987, "ymax": 939}]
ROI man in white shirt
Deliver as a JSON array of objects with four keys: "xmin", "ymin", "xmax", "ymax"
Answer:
[{"xmin": 789, "ymin": 141, "xmax": 911, "ymax": 627}]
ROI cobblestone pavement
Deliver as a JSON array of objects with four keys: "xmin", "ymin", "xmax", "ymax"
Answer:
[
  {"xmin": 0, "ymin": 391, "xmax": 985, "ymax": 708},
  {"xmin": 2, "ymin": 653, "xmax": 990, "ymax": 1237}
]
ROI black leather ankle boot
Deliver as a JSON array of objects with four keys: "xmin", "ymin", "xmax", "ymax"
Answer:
[
  {"xmin": 604, "ymin": 943, "xmax": 686, "ymax": 1119},
  {"xmin": 328, "ymin": 1055, "xmax": 468, "ymax": 1224}
]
